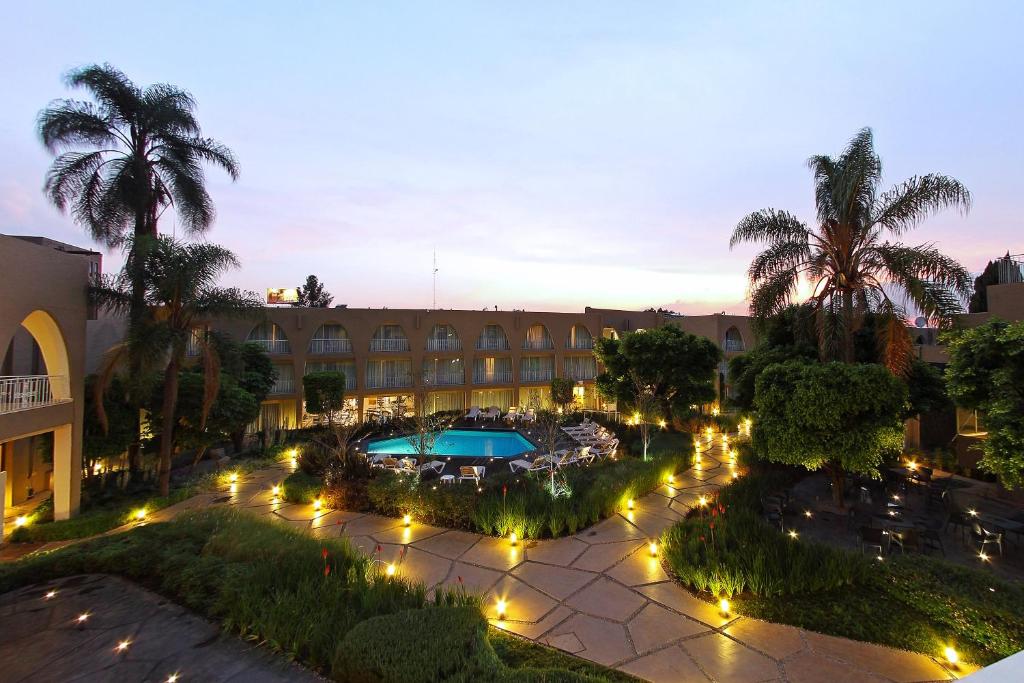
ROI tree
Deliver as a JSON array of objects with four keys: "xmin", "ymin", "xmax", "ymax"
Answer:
[
  {"xmin": 595, "ymin": 326, "xmax": 720, "ymax": 421},
  {"xmin": 629, "ymin": 376, "xmax": 663, "ymax": 462},
  {"xmin": 945, "ymin": 320, "xmax": 1024, "ymax": 488},
  {"xmin": 296, "ymin": 275, "xmax": 333, "ymax": 307},
  {"xmin": 730, "ymin": 127, "xmax": 971, "ymax": 375},
  {"xmin": 303, "ymin": 371, "xmax": 348, "ymax": 435},
  {"xmin": 400, "ymin": 382, "xmax": 455, "ymax": 466},
  {"xmin": 83, "ymin": 374, "xmax": 136, "ymax": 481},
  {"xmin": 754, "ymin": 361, "xmax": 907, "ymax": 506},
  {"xmin": 39, "ymin": 63, "xmax": 238, "ymax": 478},
  {"xmin": 904, "ymin": 359, "xmax": 950, "ymax": 418},
  {"xmin": 92, "ymin": 236, "xmax": 262, "ymax": 495},
  {"xmin": 550, "ymin": 377, "xmax": 575, "ymax": 414}
]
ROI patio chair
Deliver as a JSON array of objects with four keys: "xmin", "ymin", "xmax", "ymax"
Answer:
[
  {"xmin": 552, "ymin": 450, "xmax": 579, "ymax": 468},
  {"xmin": 419, "ymin": 460, "xmax": 445, "ymax": 476},
  {"xmin": 466, "ymin": 406, "xmax": 482, "ymax": 421},
  {"xmin": 505, "ymin": 406, "xmax": 520, "ymax": 422},
  {"xmin": 971, "ymin": 522, "xmax": 1004, "ymax": 556},
  {"xmin": 858, "ymin": 526, "xmax": 886, "ymax": 555},
  {"xmin": 397, "ymin": 458, "xmax": 417, "ymax": 474},
  {"xmin": 484, "ymin": 406, "xmax": 501, "ymax": 421},
  {"xmin": 458, "ymin": 465, "xmax": 485, "ymax": 484},
  {"xmin": 575, "ymin": 446, "xmax": 595, "ymax": 465},
  {"xmin": 509, "ymin": 455, "xmax": 553, "ymax": 473},
  {"xmin": 890, "ymin": 528, "xmax": 922, "ymax": 554},
  {"xmin": 916, "ymin": 516, "xmax": 946, "ymax": 556},
  {"xmin": 382, "ymin": 457, "xmax": 401, "ymax": 471},
  {"xmin": 521, "ymin": 409, "xmax": 536, "ymax": 423},
  {"xmin": 590, "ymin": 440, "xmax": 618, "ymax": 459},
  {"xmin": 943, "ymin": 493, "xmax": 970, "ymax": 543}
]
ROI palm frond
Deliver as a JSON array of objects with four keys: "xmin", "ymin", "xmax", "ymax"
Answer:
[
  {"xmin": 872, "ymin": 174, "xmax": 971, "ymax": 236},
  {"xmin": 749, "ymin": 268, "xmax": 802, "ymax": 320},
  {"xmin": 730, "ymin": 209, "xmax": 809, "ymax": 248},
  {"xmin": 37, "ymin": 100, "xmax": 116, "ymax": 152}
]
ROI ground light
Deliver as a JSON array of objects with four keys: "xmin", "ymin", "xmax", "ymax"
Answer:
[
  {"xmin": 627, "ymin": 499, "xmax": 634, "ymax": 510},
  {"xmin": 76, "ymin": 613, "xmax": 90, "ymax": 624},
  {"xmin": 44, "ymin": 590, "xmax": 57, "ymax": 600},
  {"xmin": 166, "ymin": 674, "xmax": 180, "ymax": 683},
  {"xmin": 403, "ymin": 514, "xmax": 411, "ymax": 527},
  {"xmin": 313, "ymin": 498, "xmax": 323, "ymax": 511},
  {"xmin": 271, "ymin": 484, "xmax": 281, "ymax": 497},
  {"xmin": 115, "ymin": 639, "xmax": 131, "ymax": 653},
  {"xmin": 944, "ymin": 646, "xmax": 959, "ymax": 667},
  {"xmin": 979, "ymin": 551, "xmax": 990, "ymax": 562},
  {"xmin": 14, "ymin": 515, "xmax": 28, "ymax": 527},
  {"xmin": 648, "ymin": 542, "xmax": 658, "ymax": 557},
  {"xmin": 719, "ymin": 598, "xmax": 730, "ymax": 617},
  {"xmin": 509, "ymin": 532, "xmax": 518, "ymax": 547},
  {"xmin": 386, "ymin": 563, "xmax": 396, "ymax": 576},
  {"xmin": 134, "ymin": 509, "xmax": 146, "ymax": 522},
  {"xmin": 788, "ymin": 530, "xmax": 798, "ymax": 539},
  {"xmin": 495, "ymin": 599, "xmax": 507, "ymax": 619}
]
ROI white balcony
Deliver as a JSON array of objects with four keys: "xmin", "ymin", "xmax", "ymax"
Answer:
[
  {"xmin": 269, "ymin": 377, "xmax": 296, "ymax": 395},
  {"xmin": 567, "ymin": 340, "xmax": 594, "ymax": 350},
  {"xmin": 309, "ymin": 338, "xmax": 353, "ymax": 354},
  {"xmin": 473, "ymin": 370, "xmax": 513, "ymax": 385},
  {"xmin": 250, "ymin": 339, "xmax": 291, "ymax": 354},
  {"xmin": 426, "ymin": 338, "xmax": 462, "ymax": 352},
  {"xmin": 0, "ymin": 375, "xmax": 71, "ymax": 414},
  {"xmin": 476, "ymin": 338, "xmax": 510, "ymax": 351},
  {"xmin": 366, "ymin": 375, "xmax": 414, "ymax": 390},
  {"xmin": 370, "ymin": 338, "xmax": 410, "ymax": 352},
  {"xmin": 425, "ymin": 371, "xmax": 464, "ymax": 386},
  {"xmin": 522, "ymin": 340, "xmax": 554, "ymax": 351},
  {"xmin": 520, "ymin": 368, "xmax": 554, "ymax": 382}
]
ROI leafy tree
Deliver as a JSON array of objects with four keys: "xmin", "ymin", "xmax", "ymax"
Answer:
[
  {"xmin": 39, "ymin": 63, "xmax": 238, "ymax": 478},
  {"xmin": 945, "ymin": 319, "xmax": 1024, "ymax": 488},
  {"xmin": 904, "ymin": 359, "xmax": 950, "ymax": 418},
  {"xmin": 303, "ymin": 371, "xmax": 348, "ymax": 432},
  {"xmin": 728, "ymin": 344, "xmax": 817, "ymax": 412},
  {"xmin": 549, "ymin": 377, "xmax": 575, "ymax": 413},
  {"xmin": 296, "ymin": 275, "xmax": 333, "ymax": 307},
  {"xmin": 91, "ymin": 236, "xmax": 262, "ymax": 495},
  {"xmin": 595, "ymin": 326, "xmax": 720, "ymax": 421},
  {"xmin": 731, "ymin": 127, "xmax": 971, "ymax": 375},
  {"xmin": 83, "ymin": 374, "xmax": 136, "ymax": 480},
  {"xmin": 754, "ymin": 361, "xmax": 907, "ymax": 505},
  {"xmin": 629, "ymin": 379, "xmax": 662, "ymax": 462}
]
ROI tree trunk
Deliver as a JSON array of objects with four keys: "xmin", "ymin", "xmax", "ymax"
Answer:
[
  {"xmin": 158, "ymin": 354, "xmax": 181, "ymax": 497},
  {"xmin": 828, "ymin": 460, "xmax": 846, "ymax": 508},
  {"xmin": 841, "ymin": 288, "xmax": 855, "ymax": 363}
]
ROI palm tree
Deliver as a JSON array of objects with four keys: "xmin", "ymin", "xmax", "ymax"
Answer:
[
  {"xmin": 39, "ymin": 63, "xmax": 238, "ymax": 476},
  {"xmin": 92, "ymin": 236, "xmax": 262, "ymax": 495},
  {"xmin": 730, "ymin": 127, "xmax": 972, "ymax": 374}
]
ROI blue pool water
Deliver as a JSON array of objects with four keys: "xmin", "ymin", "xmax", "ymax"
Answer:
[{"xmin": 367, "ymin": 429, "xmax": 535, "ymax": 458}]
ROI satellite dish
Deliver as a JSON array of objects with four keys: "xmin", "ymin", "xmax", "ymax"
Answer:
[{"xmin": 914, "ymin": 317, "xmax": 927, "ymax": 328}]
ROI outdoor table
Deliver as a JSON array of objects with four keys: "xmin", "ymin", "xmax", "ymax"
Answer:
[{"xmin": 440, "ymin": 475, "xmax": 455, "ymax": 485}]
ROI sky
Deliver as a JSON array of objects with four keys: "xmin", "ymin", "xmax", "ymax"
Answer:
[{"xmin": 1, "ymin": 2, "xmax": 1021, "ymax": 314}]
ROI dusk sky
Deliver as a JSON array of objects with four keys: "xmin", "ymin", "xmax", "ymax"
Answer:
[{"xmin": 1, "ymin": 2, "xmax": 1021, "ymax": 314}]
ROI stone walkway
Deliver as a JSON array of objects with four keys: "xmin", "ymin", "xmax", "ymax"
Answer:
[
  {"xmin": 0, "ymin": 574, "xmax": 322, "ymax": 682},
  {"xmin": 150, "ymin": 438, "xmax": 975, "ymax": 683}
]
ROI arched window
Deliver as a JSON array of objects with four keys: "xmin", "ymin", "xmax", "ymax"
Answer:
[
  {"xmin": 522, "ymin": 323, "xmax": 554, "ymax": 350},
  {"xmin": 247, "ymin": 322, "xmax": 291, "ymax": 354},
  {"xmin": 309, "ymin": 324, "xmax": 351, "ymax": 354},
  {"xmin": 567, "ymin": 324, "xmax": 593, "ymax": 350},
  {"xmin": 426, "ymin": 324, "xmax": 461, "ymax": 352},
  {"xmin": 476, "ymin": 324, "xmax": 510, "ymax": 351},
  {"xmin": 369, "ymin": 324, "xmax": 409, "ymax": 352},
  {"xmin": 601, "ymin": 327, "xmax": 619, "ymax": 340},
  {"xmin": 724, "ymin": 326, "xmax": 745, "ymax": 352}
]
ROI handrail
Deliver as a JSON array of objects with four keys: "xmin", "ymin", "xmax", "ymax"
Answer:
[{"xmin": 0, "ymin": 375, "xmax": 71, "ymax": 414}]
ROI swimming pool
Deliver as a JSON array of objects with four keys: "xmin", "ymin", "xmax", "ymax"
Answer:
[{"xmin": 367, "ymin": 429, "xmax": 536, "ymax": 458}]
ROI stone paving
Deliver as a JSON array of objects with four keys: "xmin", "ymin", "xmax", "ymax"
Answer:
[
  {"xmin": 0, "ymin": 574, "xmax": 322, "ymax": 682},
  {"xmin": 178, "ymin": 437, "xmax": 976, "ymax": 683},
  {"xmin": 4, "ymin": 434, "xmax": 983, "ymax": 682}
]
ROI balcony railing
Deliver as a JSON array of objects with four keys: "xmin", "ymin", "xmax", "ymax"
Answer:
[
  {"xmin": 476, "ymin": 338, "xmax": 510, "ymax": 351},
  {"xmin": 366, "ymin": 375, "xmax": 413, "ymax": 390},
  {"xmin": 473, "ymin": 370, "xmax": 513, "ymax": 385},
  {"xmin": 567, "ymin": 340, "xmax": 594, "ymax": 350},
  {"xmin": 522, "ymin": 339, "xmax": 554, "ymax": 350},
  {"xmin": 724, "ymin": 340, "xmax": 745, "ymax": 352},
  {"xmin": 370, "ymin": 338, "xmax": 410, "ymax": 352},
  {"xmin": 0, "ymin": 375, "xmax": 70, "ymax": 414},
  {"xmin": 520, "ymin": 368, "xmax": 554, "ymax": 382},
  {"xmin": 309, "ymin": 338, "xmax": 353, "ymax": 354},
  {"xmin": 426, "ymin": 338, "xmax": 462, "ymax": 352},
  {"xmin": 995, "ymin": 255, "xmax": 1024, "ymax": 285},
  {"xmin": 249, "ymin": 339, "xmax": 291, "ymax": 354},
  {"xmin": 424, "ymin": 371, "xmax": 465, "ymax": 386},
  {"xmin": 269, "ymin": 378, "xmax": 296, "ymax": 395},
  {"xmin": 564, "ymin": 368, "xmax": 597, "ymax": 381}
]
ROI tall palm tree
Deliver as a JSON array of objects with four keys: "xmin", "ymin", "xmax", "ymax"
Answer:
[
  {"xmin": 92, "ymin": 236, "xmax": 262, "ymax": 495},
  {"xmin": 730, "ymin": 127, "xmax": 972, "ymax": 374}
]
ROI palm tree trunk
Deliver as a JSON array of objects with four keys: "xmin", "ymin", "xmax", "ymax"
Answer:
[
  {"xmin": 158, "ymin": 353, "xmax": 181, "ymax": 497},
  {"xmin": 841, "ymin": 288, "xmax": 855, "ymax": 363}
]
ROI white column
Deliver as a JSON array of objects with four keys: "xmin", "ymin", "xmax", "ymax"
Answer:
[
  {"xmin": 0, "ymin": 469, "xmax": 6, "ymax": 543},
  {"xmin": 52, "ymin": 423, "xmax": 74, "ymax": 521}
]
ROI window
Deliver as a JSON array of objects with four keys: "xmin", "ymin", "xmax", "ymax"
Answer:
[
  {"xmin": 309, "ymin": 324, "xmax": 352, "ymax": 354},
  {"xmin": 473, "ymin": 357, "xmax": 513, "ymax": 384},
  {"xmin": 305, "ymin": 360, "xmax": 356, "ymax": 390},
  {"xmin": 426, "ymin": 324, "xmax": 461, "ymax": 351},
  {"xmin": 563, "ymin": 355, "xmax": 597, "ymax": 380},
  {"xmin": 567, "ymin": 324, "xmax": 593, "ymax": 350},
  {"xmin": 476, "ymin": 324, "xmax": 510, "ymax": 351},
  {"xmin": 522, "ymin": 324, "xmax": 553, "ymax": 350},
  {"xmin": 370, "ymin": 324, "xmax": 409, "ymax": 352},
  {"xmin": 247, "ymin": 323, "xmax": 291, "ymax": 354},
  {"xmin": 423, "ymin": 358, "xmax": 464, "ymax": 385},
  {"xmin": 724, "ymin": 326, "xmax": 745, "ymax": 352}
]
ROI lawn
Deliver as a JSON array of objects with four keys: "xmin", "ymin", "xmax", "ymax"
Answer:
[
  {"xmin": 0, "ymin": 507, "xmax": 635, "ymax": 682},
  {"xmin": 660, "ymin": 471, "xmax": 1024, "ymax": 666}
]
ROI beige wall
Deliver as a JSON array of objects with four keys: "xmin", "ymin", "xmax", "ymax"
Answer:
[{"xmin": 0, "ymin": 234, "xmax": 89, "ymax": 521}]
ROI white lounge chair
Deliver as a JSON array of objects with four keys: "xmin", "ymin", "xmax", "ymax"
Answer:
[
  {"xmin": 505, "ymin": 407, "xmax": 520, "ymax": 422},
  {"xmin": 591, "ymin": 440, "xmax": 618, "ymax": 459},
  {"xmin": 459, "ymin": 465, "xmax": 485, "ymax": 483},
  {"xmin": 575, "ymin": 446, "xmax": 594, "ymax": 465},
  {"xmin": 467, "ymin": 406, "xmax": 482, "ymax": 421},
  {"xmin": 419, "ymin": 460, "xmax": 445, "ymax": 475},
  {"xmin": 484, "ymin": 406, "xmax": 501, "ymax": 421},
  {"xmin": 521, "ymin": 409, "xmax": 536, "ymax": 423},
  {"xmin": 381, "ymin": 457, "xmax": 401, "ymax": 471},
  {"xmin": 551, "ymin": 450, "xmax": 578, "ymax": 468},
  {"xmin": 397, "ymin": 458, "xmax": 417, "ymax": 474},
  {"xmin": 509, "ymin": 455, "xmax": 553, "ymax": 473}
]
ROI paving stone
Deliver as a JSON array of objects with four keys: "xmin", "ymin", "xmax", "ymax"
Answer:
[
  {"xmin": 783, "ymin": 651, "xmax": 889, "ymax": 683},
  {"xmin": 445, "ymin": 561, "xmax": 503, "ymax": 594},
  {"xmin": 485, "ymin": 574, "xmax": 558, "ymax": 622},
  {"xmin": 620, "ymin": 509, "xmax": 678, "ymax": 540},
  {"xmin": 636, "ymin": 581, "xmax": 733, "ymax": 628},
  {"xmin": 309, "ymin": 509, "xmax": 365, "ymax": 530},
  {"xmin": 511, "ymin": 561, "xmax": 597, "ymax": 600},
  {"xmin": 723, "ymin": 617, "xmax": 805, "ymax": 660},
  {"xmin": 497, "ymin": 605, "xmax": 574, "ymax": 640},
  {"xmin": 458, "ymin": 534, "xmax": 524, "ymax": 571},
  {"xmin": 546, "ymin": 632, "xmax": 586, "ymax": 654},
  {"xmin": 545, "ymin": 613, "xmax": 635, "ymax": 666},
  {"xmin": 410, "ymin": 529, "xmax": 481, "ymax": 559},
  {"xmin": 339, "ymin": 514, "xmax": 401, "ymax": 536},
  {"xmin": 576, "ymin": 516, "xmax": 647, "ymax": 544},
  {"xmin": 627, "ymin": 602, "xmax": 709, "ymax": 653},
  {"xmin": 803, "ymin": 630, "xmax": 955, "ymax": 682},
  {"xmin": 394, "ymin": 546, "xmax": 451, "ymax": 589},
  {"xmin": 619, "ymin": 644, "xmax": 710, "ymax": 683},
  {"xmin": 526, "ymin": 537, "xmax": 590, "ymax": 567},
  {"xmin": 372, "ymin": 521, "xmax": 447, "ymax": 545},
  {"xmin": 565, "ymin": 578, "xmax": 646, "ymax": 622},
  {"xmin": 682, "ymin": 632, "xmax": 780, "ymax": 683},
  {"xmin": 604, "ymin": 546, "xmax": 669, "ymax": 586},
  {"xmin": 571, "ymin": 540, "xmax": 644, "ymax": 572},
  {"xmin": 272, "ymin": 503, "xmax": 327, "ymax": 523}
]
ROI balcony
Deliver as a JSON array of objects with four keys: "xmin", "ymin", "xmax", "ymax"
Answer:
[
  {"xmin": 473, "ymin": 370, "xmax": 513, "ymax": 385},
  {"xmin": 426, "ymin": 338, "xmax": 462, "ymax": 352},
  {"xmin": 309, "ymin": 338, "xmax": 352, "ymax": 354},
  {"xmin": 370, "ymin": 338, "xmax": 410, "ymax": 352},
  {"xmin": 249, "ymin": 339, "xmax": 291, "ymax": 354},
  {"xmin": 476, "ymin": 338, "xmax": 510, "ymax": 351},
  {"xmin": 424, "ymin": 371, "xmax": 465, "ymax": 386},
  {"xmin": 0, "ymin": 375, "xmax": 71, "ymax": 414},
  {"xmin": 366, "ymin": 375, "xmax": 414, "ymax": 390},
  {"xmin": 269, "ymin": 377, "xmax": 296, "ymax": 395},
  {"xmin": 724, "ymin": 339, "xmax": 745, "ymax": 352},
  {"xmin": 567, "ymin": 339, "xmax": 593, "ymax": 350},
  {"xmin": 520, "ymin": 368, "xmax": 554, "ymax": 383},
  {"xmin": 522, "ymin": 339, "xmax": 554, "ymax": 351}
]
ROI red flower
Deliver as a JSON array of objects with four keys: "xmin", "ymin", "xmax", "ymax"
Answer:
[
  {"xmin": 324, "ymin": 565, "xmax": 331, "ymax": 576},
  {"xmin": 322, "ymin": 547, "xmax": 329, "ymax": 559},
  {"xmin": 711, "ymin": 508, "xmax": 718, "ymax": 517},
  {"xmin": 457, "ymin": 575, "xmax": 463, "ymax": 584},
  {"xmin": 376, "ymin": 544, "xmax": 382, "ymax": 553},
  {"xmin": 699, "ymin": 535, "xmax": 705, "ymax": 542},
  {"xmin": 502, "ymin": 484, "xmax": 508, "ymax": 496},
  {"xmin": 709, "ymin": 522, "xmax": 715, "ymax": 530}
]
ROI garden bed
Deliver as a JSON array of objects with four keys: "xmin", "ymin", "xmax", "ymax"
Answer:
[
  {"xmin": 0, "ymin": 507, "xmax": 634, "ymax": 682},
  {"xmin": 659, "ymin": 471, "xmax": 1024, "ymax": 666}
]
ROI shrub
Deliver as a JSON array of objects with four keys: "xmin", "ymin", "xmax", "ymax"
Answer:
[{"xmin": 282, "ymin": 470, "xmax": 324, "ymax": 504}]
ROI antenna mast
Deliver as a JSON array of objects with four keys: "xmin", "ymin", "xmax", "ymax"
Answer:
[{"xmin": 432, "ymin": 250, "xmax": 438, "ymax": 310}]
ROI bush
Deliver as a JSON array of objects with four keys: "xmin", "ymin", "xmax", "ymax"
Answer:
[{"xmin": 283, "ymin": 470, "xmax": 324, "ymax": 504}]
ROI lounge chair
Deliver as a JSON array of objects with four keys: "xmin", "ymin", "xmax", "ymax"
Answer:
[
  {"xmin": 419, "ymin": 460, "xmax": 445, "ymax": 475},
  {"xmin": 509, "ymin": 455, "xmax": 553, "ymax": 473},
  {"xmin": 466, "ymin": 406, "xmax": 482, "ymax": 421},
  {"xmin": 551, "ymin": 450, "xmax": 579, "ymax": 468},
  {"xmin": 505, "ymin": 406, "xmax": 520, "ymax": 422},
  {"xmin": 459, "ymin": 465, "xmax": 485, "ymax": 484},
  {"xmin": 521, "ymin": 409, "xmax": 536, "ymax": 423},
  {"xmin": 381, "ymin": 457, "xmax": 400, "ymax": 471},
  {"xmin": 397, "ymin": 458, "xmax": 417, "ymax": 474},
  {"xmin": 575, "ymin": 446, "xmax": 594, "ymax": 465},
  {"xmin": 590, "ymin": 440, "xmax": 618, "ymax": 459},
  {"xmin": 484, "ymin": 406, "xmax": 501, "ymax": 421}
]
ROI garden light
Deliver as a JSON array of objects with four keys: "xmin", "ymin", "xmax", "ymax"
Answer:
[
  {"xmin": 167, "ymin": 675, "xmax": 180, "ymax": 683},
  {"xmin": 979, "ymin": 551, "xmax": 989, "ymax": 562},
  {"xmin": 313, "ymin": 498, "xmax": 323, "ymax": 511},
  {"xmin": 666, "ymin": 474, "xmax": 675, "ymax": 485},
  {"xmin": 712, "ymin": 407, "xmax": 720, "ymax": 416},
  {"xmin": 116, "ymin": 639, "xmax": 131, "ymax": 653},
  {"xmin": 403, "ymin": 514, "xmax": 411, "ymax": 527},
  {"xmin": 804, "ymin": 510, "xmax": 812, "ymax": 519},
  {"xmin": 271, "ymin": 484, "xmax": 281, "ymax": 497},
  {"xmin": 14, "ymin": 515, "xmax": 28, "ymax": 527},
  {"xmin": 44, "ymin": 590, "xmax": 57, "ymax": 600},
  {"xmin": 76, "ymin": 613, "xmax": 90, "ymax": 624},
  {"xmin": 649, "ymin": 542, "xmax": 658, "ymax": 557},
  {"xmin": 134, "ymin": 509, "xmax": 146, "ymax": 521},
  {"xmin": 495, "ymin": 599, "xmax": 507, "ymax": 619},
  {"xmin": 627, "ymin": 499, "xmax": 635, "ymax": 510},
  {"xmin": 698, "ymin": 495, "xmax": 707, "ymax": 507},
  {"xmin": 229, "ymin": 483, "xmax": 237, "ymax": 494},
  {"xmin": 705, "ymin": 427, "xmax": 713, "ymax": 439},
  {"xmin": 944, "ymin": 646, "xmax": 959, "ymax": 666},
  {"xmin": 386, "ymin": 563, "xmax": 396, "ymax": 576},
  {"xmin": 658, "ymin": 419, "xmax": 667, "ymax": 429},
  {"xmin": 788, "ymin": 530, "xmax": 798, "ymax": 539},
  {"xmin": 907, "ymin": 461, "xmax": 918, "ymax": 471},
  {"xmin": 968, "ymin": 509, "xmax": 978, "ymax": 517},
  {"xmin": 229, "ymin": 472, "xmax": 238, "ymax": 483},
  {"xmin": 719, "ymin": 598, "xmax": 730, "ymax": 616},
  {"xmin": 732, "ymin": 471, "xmax": 739, "ymax": 479},
  {"xmin": 509, "ymin": 532, "xmax": 518, "ymax": 546}
]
